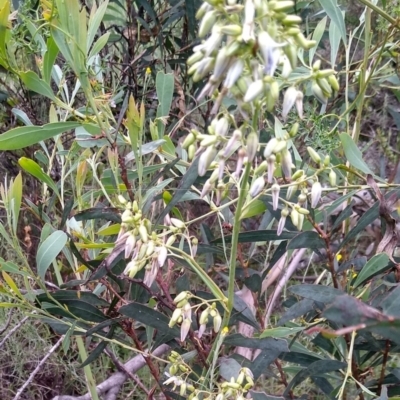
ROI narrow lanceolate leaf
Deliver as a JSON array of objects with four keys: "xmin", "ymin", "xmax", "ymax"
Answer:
[
  {"xmin": 318, "ymin": 0, "xmax": 346, "ymax": 45},
  {"xmin": 19, "ymin": 157, "xmax": 60, "ymax": 199},
  {"xmin": 36, "ymin": 230, "xmax": 68, "ymax": 280},
  {"xmin": 19, "ymin": 71, "xmax": 56, "ymax": 101},
  {"xmin": 0, "ymin": 122, "xmax": 80, "ymax": 150},
  {"xmin": 353, "ymin": 253, "xmax": 390, "ymax": 288},
  {"xmin": 339, "ymin": 133, "xmax": 373, "ymax": 175}
]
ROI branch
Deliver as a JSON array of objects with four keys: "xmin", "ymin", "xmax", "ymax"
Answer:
[{"xmin": 52, "ymin": 344, "xmax": 170, "ymax": 400}]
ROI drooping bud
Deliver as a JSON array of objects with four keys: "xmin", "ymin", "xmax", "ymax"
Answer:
[
  {"xmin": 295, "ymin": 91, "xmax": 304, "ymax": 119},
  {"xmin": 328, "ymin": 74, "xmax": 340, "ymax": 92},
  {"xmin": 312, "ymin": 81, "xmax": 327, "ymax": 104},
  {"xmin": 277, "ymin": 207, "xmax": 289, "ymax": 236},
  {"xmin": 280, "ymin": 148, "xmax": 293, "ymax": 178},
  {"xmin": 271, "ymin": 183, "xmax": 280, "ymax": 210},
  {"xmin": 267, "ymin": 155, "xmax": 276, "ymax": 183},
  {"xmin": 246, "ymin": 131, "xmax": 259, "ymax": 162},
  {"xmin": 282, "ymin": 86, "xmax": 298, "ymax": 120},
  {"xmin": 169, "ymin": 308, "xmax": 182, "ymax": 328},
  {"xmin": 157, "ymin": 246, "xmax": 168, "ymax": 267},
  {"xmin": 329, "ymin": 169, "xmax": 337, "ymax": 187},
  {"xmin": 198, "ymin": 146, "xmax": 217, "ymax": 176},
  {"xmin": 213, "ymin": 314, "xmax": 222, "ymax": 333},
  {"xmin": 311, "ymin": 181, "xmax": 322, "ymax": 208},
  {"xmin": 244, "ymin": 79, "xmax": 265, "ymax": 102},
  {"xmin": 264, "ymin": 137, "xmax": 278, "ymax": 158},
  {"xmin": 249, "ymin": 176, "xmax": 265, "ymax": 197},
  {"xmin": 224, "ymin": 59, "xmax": 244, "ymax": 89},
  {"xmin": 182, "ymin": 133, "xmax": 196, "ymax": 149},
  {"xmin": 290, "ymin": 207, "xmax": 299, "ymax": 228},
  {"xmin": 180, "ymin": 319, "xmax": 191, "ymax": 341}
]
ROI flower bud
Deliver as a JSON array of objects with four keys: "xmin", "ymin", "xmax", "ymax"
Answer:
[
  {"xmin": 284, "ymin": 43, "xmax": 297, "ymax": 69},
  {"xmin": 182, "ymin": 133, "xmax": 196, "ymax": 149},
  {"xmin": 146, "ymin": 240, "xmax": 155, "ymax": 257},
  {"xmin": 254, "ymin": 160, "xmax": 268, "ymax": 176},
  {"xmin": 174, "ymin": 291, "xmax": 189, "ymax": 304},
  {"xmin": 281, "ymin": 148, "xmax": 293, "ymax": 178},
  {"xmin": 282, "ymin": 86, "xmax": 298, "ymax": 121},
  {"xmin": 220, "ymin": 24, "xmax": 242, "ymax": 36},
  {"xmin": 249, "ymin": 176, "xmax": 265, "ymax": 197},
  {"xmin": 215, "ymin": 117, "xmax": 229, "ymax": 137},
  {"xmin": 272, "ymin": 0, "xmax": 295, "ymax": 11},
  {"xmin": 213, "ymin": 47, "xmax": 231, "ymax": 81},
  {"xmin": 125, "ymin": 234, "xmax": 136, "ymax": 258},
  {"xmin": 138, "ymin": 224, "xmax": 148, "ymax": 243},
  {"xmin": 317, "ymin": 77, "xmax": 332, "ymax": 97},
  {"xmin": 157, "ymin": 246, "xmax": 168, "ymax": 267},
  {"xmin": 213, "ymin": 314, "xmax": 222, "ymax": 332},
  {"xmin": 329, "ymin": 169, "xmax": 337, "ymax": 187},
  {"xmin": 201, "ymin": 179, "xmax": 215, "ymax": 198},
  {"xmin": 312, "ymin": 81, "xmax": 327, "ymax": 104},
  {"xmin": 246, "ymin": 132, "xmax": 259, "ymax": 162},
  {"xmin": 169, "ymin": 308, "xmax": 182, "ymax": 328},
  {"xmin": 195, "ymin": 2, "xmax": 212, "ymax": 19},
  {"xmin": 188, "ymin": 144, "xmax": 196, "ymax": 160},
  {"xmin": 291, "ymin": 169, "xmax": 304, "ymax": 180},
  {"xmin": 328, "ymin": 74, "xmax": 340, "ymax": 91},
  {"xmin": 273, "ymin": 139, "xmax": 287, "ymax": 154},
  {"xmin": 187, "ymin": 51, "xmax": 204, "ymax": 66},
  {"xmin": 271, "ymin": 183, "xmax": 280, "ymax": 210},
  {"xmin": 198, "ymin": 146, "xmax": 217, "ymax": 176},
  {"xmin": 282, "ymin": 15, "xmax": 302, "ymax": 25},
  {"xmin": 180, "ymin": 318, "xmax": 191, "ymax": 341},
  {"xmin": 277, "ymin": 207, "xmax": 289, "ymax": 236},
  {"xmin": 264, "ymin": 137, "xmax": 278, "ymax": 158},
  {"xmin": 286, "ymin": 183, "xmax": 298, "ymax": 200},
  {"xmin": 244, "ymin": 79, "xmax": 265, "ymax": 102},
  {"xmin": 171, "ymin": 218, "xmax": 186, "ymax": 229},
  {"xmin": 290, "ymin": 207, "xmax": 299, "ymax": 228},
  {"xmin": 295, "ymin": 90, "xmax": 304, "ymax": 119},
  {"xmin": 198, "ymin": 10, "xmax": 217, "ymax": 38},
  {"xmin": 121, "ymin": 209, "xmax": 134, "ymax": 223},
  {"xmin": 267, "ymin": 154, "xmax": 276, "ymax": 183},
  {"xmin": 311, "ymin": 181, "xmax": 322, "ymax": 208},
  {"xmin": 224, "ymin": 59, "xmax": 244, "ymax": 88},
  {"xmin": 307, "ymin": 146, "xmax": 321, "ymax": 164}
]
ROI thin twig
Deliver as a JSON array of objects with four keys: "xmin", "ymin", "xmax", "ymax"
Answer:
[
  {"xmin": 0, "ymin": 316, "xmax": 29, "ymax": 349},
  {"xmin": 0, "ymin": 309, "xmax": 13, "ymax": 335},
  {"xmin": 52, "ymin": 344, "xmax": 170, "ymax": 400},
  {"xmin": 377, "ymin": 340, "xmax": 391, "ymax": 394},
  {"xmin": 13, "ymin": 335, "xmax": 64, "ymax": 400}
]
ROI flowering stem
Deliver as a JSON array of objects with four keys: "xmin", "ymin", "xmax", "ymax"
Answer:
[{"xmin": 224, "ymin": 160, "xmax": 252, "ymax": 321}]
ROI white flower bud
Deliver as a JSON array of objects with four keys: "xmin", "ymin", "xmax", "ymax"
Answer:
[
  {"xmin": 169, "ymin": 308, "xmax": 182, "ymax": 328},
  {"xmin": 215, "ymin": 117, "xmax": 229, "ymax": 137},
  {"xmin": 281, "ymin": 148, "xmax": 293, "ymax": 178},
  {"xmin": 329, "ymin": 169, "xmax": 337, "ymax": 187},
  {"xmin": 271, "ymin": 183, "xmax": 280, "ymax": 210},
  {"xmin": 246, "ymin": 131, "xmax": 259, "ymax": 162},
  {"xmin": 157, "ymin": 246, "xmax": 168, "ymax": 267},
  {"xmin": 307, "ymin": 146, "xmax": 321, "ymax": 164},
  {"xmin": 224, "ymin": 59, "xmax": 244, "ymax": 88},
  {"xmin": 282, "ymin": 86, "xmax": 298, "ymax": 120},
  {"xmin": 198, "ymin": 10, "xmax": 217, "ymax": 38},
  {"xmin": 244, "ymin": 79, "xmax": 265, "ymax": 102},
  {"xmin": 198, "ymin": 146, "xmax": 217, "ymax": 176},
  {"xmin": 311, "ymin": 181, "xmax": 322, "ymax": 208},
  {"xmin": 180, "ymin": 318, "xmax": 191, "ymax": 341},
  {"xmin": 249, "ymin": 176, "xmax": 265, "ymax": 197},
  {"xmin": 264, "ymin": 137, "xmax": 278, "ymax": 158}
]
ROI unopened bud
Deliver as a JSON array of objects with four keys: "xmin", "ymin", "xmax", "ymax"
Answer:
[
  {"xmin": 198, "ymin": 10, "xmax": 217, "ymax": 38},
  {"xmin": 264, "ymin": 137, "xmax": 278, "ymax": 158},
  {"xmin": 328, "ymin": 74, "xmax": 340, "ymax": 91},
  {"xmin": 249, "ymin": 176, "xmax": 265, "ymax": 197},
  {"xmin": 244, "ymin": 79, "xmax": 265, "ymax": 102},
  {"xmin": 307, "ymin": 147, "xmax": 321, "ymax": 164},
  {"xmin": 311, "ymin": 181, "xmax": 322, "ymax": 208},
  {"xmin": 213, "ymin": 314, "xmax": 222, "ymax": 332},
  {"xmin": 271, "ymin": 183, "xmax": 280, "ymax": 210},
  {"xmin": 246, "ymin": 131, "xmax": 259, "ymax": 162},
  {"xmin": 282, "ymin": 86, "xmax": 298, "ymax": 120},
  {"xmin": 329, "ymin": 169, "xmax": 337, "ymax": 187},
  {"xmin": 198, "ymin": 146, "xmax": 217, "ymax": 176}
]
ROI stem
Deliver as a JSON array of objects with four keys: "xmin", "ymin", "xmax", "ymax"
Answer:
[
  {"xmin": 76, "ymin": 336, "xmax": 100, "ymax": 400},
  {"xmin": 225, "ymin": 161, "xmax": 252, "ymax": 319},
  {"xmin": 357, "ymin": 0, "xmax": 396, "ymax": 25}
]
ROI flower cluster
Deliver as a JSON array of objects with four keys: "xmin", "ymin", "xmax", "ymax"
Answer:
[
  {"xmin": 168, "ymin": 291, "xmax": 193, "ymax": 341},
  {"xmin": 117, "ymin": 196, "xmax": 172, "ymax": 286},
  {"xmin": 198, "ymin": 302, "xmax": 222, "ymax": 337},
  {"xmin": 164, "ymin": 351, "xmax": 196, "ymax": 397}
]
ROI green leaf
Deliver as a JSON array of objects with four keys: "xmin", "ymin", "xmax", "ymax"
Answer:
[
  {"xmin": 36, "ymin": 230, "xmax": 68, "ymax": 280},
  {"xmin": 278, "ymin": 299, "xmax": 315, "ymax": 326},
  {"xmin": 224, "ymin": 334, "xmax": 289, "ymax": 352},
  {"xmin": 119, "ymin": 302, "xmax": 179, "ymax": 339},
  {"xmin": 43, "ymin": 36, "xmax": 59, "ymax": 84},
  {"xmin": 87, "ymin": 0, "xmax": 109, "ymax": 51},
  {"xmin": 329, "ymin": 19, "xmax": 341, "ymax": 67},
  {"xmin": 241, "ymin": 200, "xmax": 267, "ymax": 219},
  {"xmin": 37, "ymin": 290, "xmax": 109, "ymax": 307},
  {"xmin": 381, "ymin": 286, "xmax": 400, "ymax": 318},
  {"xmin": 156, "ymin": 72, "xmax": 174, "ymax": 138},
  {"xmin": 19, "ymin": 157, "xmax": 60, "ymax": 199},
  {"xmin": 185, "ymin": 0, "xmax": 197, "ymax": 38},
  {"xmin": 88, "ymin": 32, "xmax": 110, "ymax": 60},
  {"xmin": 339, "ymin": 133, "xmax": 374, "ymax": 175},
  {"xmin": 353, "ymin": 253, "xmax": 390, "ymax": 288},
  {"xmin": 250, "ymin": 391, "xmax": 284, "ymax": 400},
  {"xmin": 260, "ymin": 326, "xmax": 305, "ymax": 338},
  {"xmin": 212, "ymin": 230, "xmax": 297, "ymax": 244},
  {"xmin": 338, "ymin": 202, "xmax": 379, "ymax": 250},
  {"xmin": 80, "ymin": 326, "xmax": 115, "ymax": 368},
  {"xmin": 309, "ymin": 16, "xmax": 327, "ymax": 63},
  {"xmin": 19, "ymin": 71, "xmax": 56, "ymax": 101},
  {"xmin": 318, "ymin": 0, "xmax": 346, "ymax": 45},
  {"xmin": 287, "ymin": 231, "xmax": 326, "ymax": 250},
  {"xmin": 156, "ymin": 157, "xmax": 199, "ymax": 225},
  {"xmin": 289, "ymin": 284, "xmax": 345, "ymax": 303},
  {"xmin": 74, "ymin": 207, "xmax": 121, "ymax": 223},
  {"xmin": 0, "ymin": 122, "xmax": 80, "ymax": 150},
  {"xmin": 10, "ymin": 172, "xmax": 22, "ymax": 235},
  {"xmin": 219, "ymin": 358, "xmax": 241, "ymax": 382},
  {"xmin": 284, "ymin": 360, "xmax": 346, "ymax": 397},
  {"xmin": 59, "ymin": 299, "xmax": 107, "ymax": 322}
]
